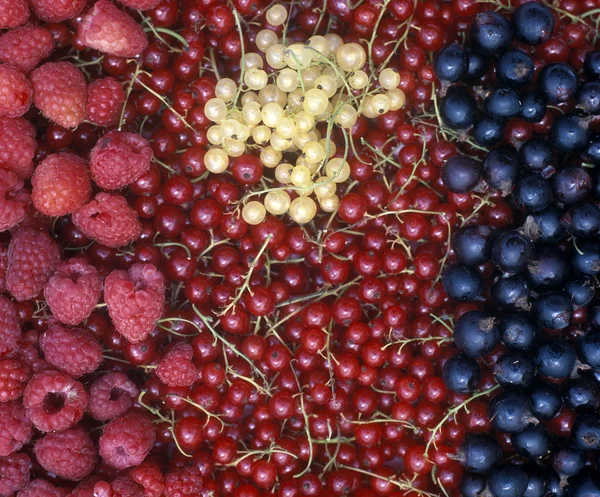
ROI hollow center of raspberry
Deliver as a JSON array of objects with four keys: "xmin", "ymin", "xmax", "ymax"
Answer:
[
  {"xmin": 43, "ymin": 392, "xmax": 66, "ymax": 414},
  {"xmin": 109, "ymin": 387, "xmax": 125, "ymax": 401}
]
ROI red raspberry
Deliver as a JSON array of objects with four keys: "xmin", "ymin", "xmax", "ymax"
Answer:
[
  {"xmin": 0, "ymin": 401, "xmax": 32, "ymax": 456},
  {"xmin": 0, "ymin": 296, "xmax": 20, "ymax": 359},
  {"xmin": 156, "ymin": 343, "xmax": 198, "ymax": 387},
  {"xmin": 23, "ymin": 369, "xmax": 88, "ymax": 432},
  {"xmin": 6, "ymin": 229, "xmax": 61, "ymax": 302},
  {"xmin": 31, "ymin": 62, "xmax": 87, "ymax": 129},
  {"xmin": 15, "ymin": 343, "xmax": 49, "ymax": 374},
  {"xmin": 30, "ymin": 0, "xmax": 85, "ymax": 22},
  {"xmin": 34, "ymin": 428, "xmax": 96, "ymax": 482},
  {"xmin": 16, "ymin": 479, "xmax": 67, "ymax": 497},
  {"xmin": 0, "ymin": 25, "xmax": 54, "ymax": 74},
  {"xmin": 99, "ymin": 412, "xmax": 155, "ymax": 470},
  {"xmin": 78, "ymin": 0, "xmax": 148, "ymax": 58},
  {"xmin": 89, "ymin": 372, "xmax": 138, "ymax": 422},
  {"xmin": 163, "ymin": 466, "xmax": 203, "ymax": 497},
  {"xmin": 0, "ymin": 65, "xmax": 32, "ymax": 118},
  {"xmin": 39, "ymin": 324, "xmax": 102, "ymax": 378},
  {"xmin": 44, "ymin": 258, "xmax": 102, "ymax": 326},
  {"xmin": 66, "ymin": 476, "xmax": 101, "ymax": 497},
  {"xmin": 0, "ymin": 452, "xmax": 31, "ymax": 495},
  {"xmin": 93, "ymin": 477, "xmax": 143, "ymax": 497},
  {"xmin": 86, "ymin": 77, "xmax": 125, "ymax": 127},
  {"xmin": 32, "ymin": 152, "xmax": 91, "ymax": 217},
  {"xmin": 0, "ymin": 241, "xmax": 7, "ymax": 293},
  {"xmin": 0, "ymin": 116, "xmax": 36, "ymax": 179},
  {"xmin": 0, "ymin": 0, "xmax": 29, "ymax": 29},
  {"xmin": 104, "ymin": 263, "xmax": 165, "ymax": 343},
  {"xmin": 129, "ymin": 462, "xmax": 164, "ymax": 497},
  {"xmin": 0, "ymin": 169, "xmax": 29, "ymax": 235},
  {"xmin": 0, "ymin": 358, "xmax": 29, "ymax": 402},
  {"xmin": 72, "ymin": 193, "xmax": 142, "ymax": 248},
  {"xmin": 117, "ymin": 0, "xmax": 161, "ymax": 9},
  {"xmin": 90, "ymin": 131, "xmax": 153, "ymax": 190}
]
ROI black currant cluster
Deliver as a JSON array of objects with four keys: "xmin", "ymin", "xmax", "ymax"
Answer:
[{"xmin": 433, "ymin": 3, "xmax": 600, "ymax": 497}]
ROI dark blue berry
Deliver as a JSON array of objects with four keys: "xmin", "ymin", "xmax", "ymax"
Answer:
[
  {"xmin": 550, "ymin": 114, "xmax": 589, "ymax": 153},
  {"xmin": 442, "ymin": 264, "xmax": 484, "ymax": 301},
  {"xmin": 552, "ymin": 166, "xmax": 592, "ymax": 205},
  {"xmin": 528, "ymin": 381, "xmax": 562, "ymax": 420},
  {"xmin": 458, "ymin": 433, "xmax": 502, "ymax": 474},
  {"xmin": 565, "ymin": 276, "xmax": 595, "ymax": 307},
  {"xmin": 488, "ymin": 391, "xmax": 537, "ymax": 433},
  {"xmin": 496, "ymin": 49, "xmax": 534, "ymax": 87},
  {"xmin": 526, "ymin": 244, "xmax": 570, "ymax": 290},
  {"xmin": 514, "ymin": 173, "xmax": 552, "ymax": 213},
  {"xmin": 534, "ymin": 339, "xmax": 576, "ymax": 378},
  {"xmin": 442, "ymin": 353, "xmax": 481, "ymax": 394},
  {"xmin": 452, "ymin": 225, "xmax": 492, "ymax": 267},
  {"xmin": 564, "ymin": 376, "xmax": 600, "ymax": 412},
  {"xmin": 488, "ymin": 465, "xmax": 529, "ymax": 497},
  {"xmin": 584, "ymin": 51, "xmax": 600, "ymax": 79},
  {"xmin": 512, "ymin": 2, "xmax": 554, "ymax": 45},
  {"xmin": 434, "ymin": 43, "xmax": 469, "ymax": 83},
  {"xmin": 473, "ymin": 115, "xmax": 504, "ymax": 146},
  {"xmin": 459, "ymin": 473, "xmax": 486, "ymax": 497},
  {"xmin": 471, "ymin": 12, "xmax": 513, "ymax": 56},
  {"xmin": 500, "ymin": 312, "xmax": 539, "ymax": 351},
  {"xmin": 440, "ymin": 85, "xmax": 477, "ymax": 129},
  {"xmin": 483, "ymin": 146, "xmax": 518, "ymax": 194},
  {"xmin": 441, "ymin": 155, "xmax": 481, "ymax": 193},
  {"xmin": 584, "ymin": 135, "xmax": 600, "ymax": 164},
  {"xmin": 523, "ymin": 469, "xmax": 547, "ymax": 497},
  {"xmin": 526, "ymin": 205, "xmax": 566, "ymax": 243},
  {"xmin": 518, "ymin": 138, "xmax": 555, "ymax": 177},
  {"xmin": 492, "ymin": 230, "xmax": 534, "ymax": 274},
  {"xmin": 538, "ymin": 63, "xmax": 577, "ymax": 103},
  {"xmin": 453, "ymin": 310, "xmax": 500, "ymax": 358},
  {"xmin": 561, "ymin": 202, "xmax": 600, "ymax": 238},
  {"xmin": 576, "ymin": 81, "xmax": 600, "ymax": 115},
  {"xmin": 494, "ymin": 351, "xmax": 536, "ymax": 389},
  {"xmin": 568, "ymin": 471, "xmax": 600, "ymax": 497},
  {"xmin": 520, "ymin": 91, "xmax": 547, "ymax": 123},
  {"xmin": 484, "ymin": 87, "xmax": 521, "ymax": 120},
  {"xmin": 511, "ymin": 423, "xmax": 550, "ymax": 458},
  {"xmin": 531, "ymin": 292, "xmax": 573, "ymax": 330},
  {"xmin": 572, "ymin": 413, "xmax": 600, "ymax": 451},
  {"xmin": 491, "ymin": 274, "xmax": 530, "ymax": 310},
  {"xmin": 577, "ymin": 331, "xmax": 600, "ymax": 369},
  {"xmin": 572, "ymin": 239, "xmax": 600, "ymax": 276},
  {"xmin": 464, "ymin": 49, "xmax": 490, "ymax": 83},
  {"xmin": 551, "ymin": 444, "xmax": 586, "ymax": 477}
]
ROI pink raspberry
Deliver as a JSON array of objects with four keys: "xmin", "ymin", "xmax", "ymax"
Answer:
[
  {"xmin": 156, "ymin": 343, "xmax": 198, "ymax": 387},
  {"xmin": 15, "ymin": 344, "xmax": 49, "ymax": 374},
  {"xmin": 30, "ymin": 0, "xmax": 85, "ymax": 22},
  {"xmin": 104, "ymin": 263, "xmax": 165, "ymax": 343},
  {"xmin": 0, "ymin": 241, "xmax": 7, "ymax": 292},
  {"xmin": 0, "ymin": 65, "xmax": 32, "ymax": 118},
  {"xmin": 0, "ymin": 452, "xmax": 31, "ymax": 496},
  {"xmin": 90, "ymin": 131, "xmax": 153, "ymax": 190},
  {"xmin": 32, "ymin": 152, "xmax": 91, "ymax": 217},
  {"xmin": 17, "ymin": 479, "xmax": 67, "ymax": 497},
  {"xmin": 0, "ymin": 116, "xmax": 36, "ymax": 179},
  {"xmin": 34, "ymin": 428, "xmax": 96, "ymax": 482},
  {"xmin": 129, "ymin": 462, "xmax": 164, "ymax": 497},
  {"xmin": 86, "ymin": 77, "xmax": 125, "ymax": 127},
  {"xmin": 0, "ymin": 169, "xmax": 29, "ymax": 235},
  {"xmin": 78, "ymin": 0, "xmax": 148, "ymax": 58},
  {"xmin": 0, "ymin": 401, "xmax": 32, "ymax": 456},
  {"xmin": 0, "ymin": 358, "xmax": 29, "ymax": 402},
  {"xmin": 0, "ymin": 0, "xmax": 29, "ymax": 30},
  {"xmin": 93, "ymin": 477, "xmax": 143, "ymax": 497},
  {"xmin": 163, "ymin": 466, "xmax": 203, "ymax": 497},
  {"xmin": 72, "ymin": 193, "xmax": 142, "ymax": 248},
  {"xmin": 6, "ymin": 229, "xmax": 61, "ymax": 302},
  {"xmin": 0, "ymin": 296, "xmax": 20, "ymax": 359},
  {"xmin": 39, "ymin": 324, "xmax": 102, "ymax": 378},
  {"xmin": 99, "ymin": 412, "xmax": 155, "ymax": 470},
  {"xmin": 44, "ymin": 258, "xmax": 102, "ymax": 326},
  {"xmin": 66, "ymin": 476, "xmax": 101, "ymax": 497},
  {"xmin": 89, "ymin": 372, "xmax": 138, "ymax": 422},
  {"xmin": 116, "ymin": 0, "xmax": 162, "ymax": 10},
  {"xmin": 23, "ymin": 369, "xmax": 88, "ymax": 432},
  {"xmin": 31, "ymin": 62, "xmax": 87, "ymax": 129},
  {"xmin": 0, "ymin": 25, "xmax": 54, "ymax": 74}
]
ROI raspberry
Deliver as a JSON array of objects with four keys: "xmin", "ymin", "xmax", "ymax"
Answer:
[
  {"xmin": 0, "ymin": 242, "xmax": 7, "ymax": 293},
  {"xmin": 78, "ymin": 0, "xmax": 148, "ymax": 58},
  {"xmin": 23, "ymin": 369, "xmax": 88, "ymax": 432},
  {"xmin": 31, "ymin": 62, "xmax": 87, "ymax": 129},
  {"xmin": 66, "ymin": 476, "xmax": 101, "ymax": 497},
  {"xmin": 30, "ymin": 0, "xmax": 85, "ymax": 22},
  {"xmin": 0, "ymin": 116, "xmax": 36, "ymax": 179},
  {"xmin": 72, "ymin": 193, "xmax": 142, "ymax": 248},
  {"xmin": 104, "ymin": 263, "xmax": 165, "ymax": 343},
  {"xmin": 0, "ymin": 296, "xmax": 20, "ymax": 359},
  {"xmin": 163, "ymin": 466, "xmax": 203, "ymax": 497},
  {"xmin": 93, "ymin": 477, "xmax": 143, "ymax": 497},
  {"xmin": 0, "ymin": 358, "xmax": 29, "ymax": 402},
  {"xmin": 88, "ymin": 372, "xmax": 138, "ymax": 422},
  {"xmin": 44, "ymin": 258, "xmax": 102, "ymax": 326},
  {"xmin": 0, "ymin": 25, "xmax": 54, "ymax": 74},
  {"xmin": 0, "ymin": 452, "xmax": 31, "ymax": 496},
  {"xmin": 0, "ymin": 401, "xmax": 32, "ymax": 456},
  {"xmin": 86, "ymin": 77, "xmax": 125, "ymax": 127},
  {"xmin": 129, "ymin": 462, "xmax": 164, "ymax": 497},
  {"xmin": 116, "ymin": 0, "xmax": 161, "ymax": 10},
  {"xmin": 90, "ymin": 131, "xmax": 153, "ymax": 190},
  {"xmin": 0, "ymin": 65, "xmax": 32, "ymax": 118},
  {"xmin": 156, "ymin": 343, "xmax": 198, "ymax": 387},
  {"xmin": 0, "ymin": 169, "xmax": 29, "ymax": 236},
  {"xmin": 15, "ymin": 344, "xmax": 49, "ymax": 374},
  {"xmin": 99, "ymin": 412, "xmax": 155, "ymax": 470},
  {"xmin": 32, "ymin": 152, "xmax": 91, "ymax": 217},
  {"xmin": 0, "ymin": 0, "xmax": 29, "ymax": 29},
  {"xmin": 34, "ymin": 428, "xmax": 96, "ymax": 482},
  {"xmin": 6, "ymin": 229, "xmax": 61, "ymax": 302},
  {"xmin": 17, "ymin": 479, "xmax": 67, "ymax": 497},
  {"xmin": 39, "ymin": 324, "xmax": 102, "ymax": 378}
]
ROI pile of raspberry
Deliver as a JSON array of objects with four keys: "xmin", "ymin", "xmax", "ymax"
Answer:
[{"xmin": 2, "ymin": 0, "xmax": 599, "ymax": 496}]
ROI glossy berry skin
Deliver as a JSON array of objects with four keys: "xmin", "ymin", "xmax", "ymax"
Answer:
[
  {"xmin": 531, "ymin": 292, "xmax": 573, "ymax": 330},
  {"xmin": 488, "ymin": 465, "xmax": 529, "ymax": 497},
  {"xmin": 492, "ymin": 230, "xmax": 534, "ymax": 275},
  {"xmin": 496, "ymin": 50, "xmax": 534, "ymax": 87},
  {"xmin": 571, "ymin": 240, "xmax": 600, "ymax": 276},
  {"xmin": 538, "ymin": 63, "xmax": 578, "ymax": 104},
  {"xmin": 442, "ymin": 354, "xmax": 480, "ymax": 394},
  {"xmin": 483, "ymin": 146, "xmax": 518, "ymax": 194},
  {"xmin": 470, "ymin": 12, "xmax": 513, "ymax": 56},
  {"xmin": 575, "ymin": 81, "xmax": 600, "ymax": 115},
  {"xmin": 534, "ymin": 339, "xmax": 575, "ymax": 379},
  {"xmin": 440, "ymin": 85, "xmax": 477, "ymax": 129},
  {"xmin": 484, "ymin": 87, "xmax": 521, "ymax": 120},
  {"xmin": 572, "ymin": 413, "xmax": 600, "ymax": 451},
  {"xmin": 511, "ymin": 423, "xmax": 550, "ymax": 458},
  {"xmin": 453, "ymin": 225, "xmax": 492, "ymax": 267},
  {"xmin": 441, "ymin": 155, "xmax": 481, "ymax": 193},
  {"xmin": 494, "ymin": 352, "xmax": 535, "ymax": 389},
  {"xmin": 499, "ymin": 312, "xmax": 539, "ymax": 352},
  {"xmin": 519, "ymin": 138, "xmax": 554, "ymax": 177},
  {"xmin": 473, "ymin": 115, "xmax": 504, "ymax": 146},
  {"xmin": 453, "ymin": 310, "xmax": 500, "ymax": 358},
  {"xmin": 512, "ymin": 1, "xmax": 554, "ymax": 45},
  {"xmin": 577, "ymin": 331, "xmax": 600, "ymax": 369},
  {"xmin": 488, "ymin": 391, "xmax": 537, "ymax": 433},
  {"xmin": 442, "ymin": 264, "xmax": 484, "ymax": 302},
  {"xmin": 464, "ymin": 49, "xmax": 489, "ymax": 83},
  {"xmin": 550, "ymin": 115, "xmax": 589, "ymax": 153},
  {"xmin": 434, "ymin": 43, "xmax": 468, "ymax": 83},
  {"xmin": 520, "ymin": 91, "xmax": 547, "ymax": 122},
  {"xmin": 528, "ymin": 381, "xmax": 562, "ymax": 420},
  {"xmin": 458, "ymin": 433, "xmax": 501, "ymax": 474},
  {"xmin": 514, "ymin": 174, "xmax": 552, "ymax": 213}
]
